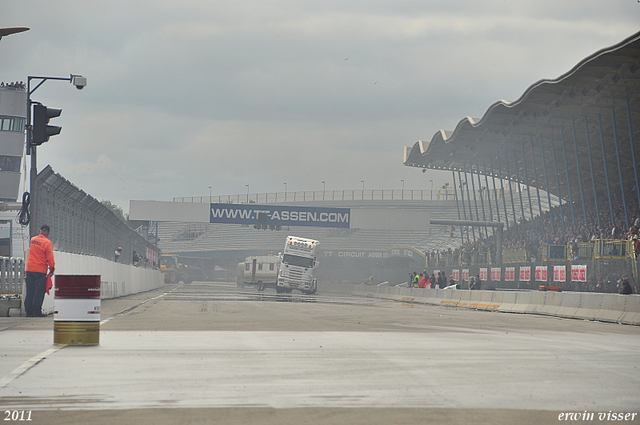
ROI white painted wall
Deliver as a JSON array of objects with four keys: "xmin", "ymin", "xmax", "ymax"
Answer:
[{"xmin": 26, "ymin": 251, "xmax": 164, "ymax": 315}]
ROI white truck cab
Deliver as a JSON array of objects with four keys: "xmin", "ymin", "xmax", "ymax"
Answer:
[{"xmin": 276, "ymin": 236, "xmax": 319, "ymax": 294}]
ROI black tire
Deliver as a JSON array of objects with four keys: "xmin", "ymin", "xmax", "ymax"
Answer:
[
  {"xmin": 169, "ymin": 272, "xmax": 178, "ymax": 283},
  {"xmin": 309, "ymin": 279, "xmax": 317, "ymax": 295}
]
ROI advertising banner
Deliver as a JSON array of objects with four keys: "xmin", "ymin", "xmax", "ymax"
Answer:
[
  {"xmin": 553, "ymin": 265, "xmax": 566, "ymax": 282},
  {"xmin": 491, "ymin": 267, "xmax": 501, "ymax": 281},
  {"xmin": 462, "ymin": 269, "xmax": 470, "ymax": 282},
  {"xmin": 571, "ymin": 264, "xmax": 587, "ymax": 282},
  {"xmin": 210, "ymin": 203, "xmax": 350, "ymax": 228},
  {"xmin": 452, "ymin": 269, "xmax": 460, "ymax": 281},
  {"xmin": 479, "ymin": 268, "xmax": 488, "ymax": 281},
  {"xmin": 519, "ymin": 266, "xmax": 531, "ymax": 282},
  {"xmin": 535, "ymin": 266, "xmax": 548, "ymax": 282},
  {"xmin": 505, "ymin": 267, "xmax": 515, "ymax": 281}
]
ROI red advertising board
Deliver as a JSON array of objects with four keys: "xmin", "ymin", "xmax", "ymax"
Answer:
[
  {"xmin": 479, "ymin": 268, "xmax": 488, "ymax": 281},
  {"xmin": 571, "ymin": 265, "xmax": 587, "ymax": 282},
  {"xmin": 491, "ymin": 267, "xmax": 501, "ymax": 281},
  {"xmin": 535, "ymin": 266, "xmax": 548, "ymax": 282},
  {"xmin": 553, "ymin": 265, "xmax": 566, "ymax": 282},
  {"xmin": 505, "ymin": 267, "xmax": 515, "ymax": 281}
]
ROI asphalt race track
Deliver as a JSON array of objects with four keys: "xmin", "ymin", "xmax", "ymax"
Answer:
[{"xmin": 1, "ymin": 282, "xmax": 639, "ymax": 425}]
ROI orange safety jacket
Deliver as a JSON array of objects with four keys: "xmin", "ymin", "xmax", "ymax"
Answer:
[
  {"xmin": 419, "ymin": 276, "xmax": 427, "ymax": 288},
  {"xmin": 26, "ymin": 234, "xmax": 55, "ymax": 274}
]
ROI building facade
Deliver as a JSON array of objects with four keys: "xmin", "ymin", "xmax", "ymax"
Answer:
[{"xmin": 0, "ymin": 84, "xmax": 27, "ymax": 202}]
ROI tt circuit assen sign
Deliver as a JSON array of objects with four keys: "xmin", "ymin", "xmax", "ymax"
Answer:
[{"xmin": 210, "ymin": 203, "xmax": 350, "ymax": 228}]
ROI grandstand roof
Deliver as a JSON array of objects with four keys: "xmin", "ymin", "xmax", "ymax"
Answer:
[{"xmin": 404, "ymin": 31, "xmax": 640, "ymax": 211}]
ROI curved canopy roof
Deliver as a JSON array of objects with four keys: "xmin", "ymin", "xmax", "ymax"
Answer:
[{"xmin": 404, "ymin": 31, "xmax": 640, "ymax": 214}]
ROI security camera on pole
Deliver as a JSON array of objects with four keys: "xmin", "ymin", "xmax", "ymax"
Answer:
[{"xmin": 26, "ymin": 74, "xmax": 86, "ymax": 237}]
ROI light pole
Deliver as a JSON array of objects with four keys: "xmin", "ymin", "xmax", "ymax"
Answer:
[
  {"xmin": 208, "ymin": 186, "xmax": 212, "ymax": 201},
  {"xmin": 27, "ymin": 74, "xmax": 86, "ymax": 237},
  {"xmin": 284, "ymin": 182, "xmax": 287, "ymax": 201},
  {"xmin": 430, "ymin": 179, "xmax": 434, "ymax": 200}
]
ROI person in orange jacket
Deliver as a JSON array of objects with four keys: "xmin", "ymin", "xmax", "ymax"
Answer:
[
  {"xmin": 24, "ymin": 224, "xmax": 55, "ymax": 317},
  {"xmin": 419, "ymin": 272, "xmax": 427, "ymax": 288}
]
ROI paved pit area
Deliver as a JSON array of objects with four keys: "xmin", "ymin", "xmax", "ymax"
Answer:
[{"xmin": 1, "ymin": 282, "xmax": 639, "ymax": 425}]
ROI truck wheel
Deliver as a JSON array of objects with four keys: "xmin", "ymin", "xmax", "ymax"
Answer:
[
  {"xmin": 310, "ymin": 279, "xmax": 318, "ymax": 295},
  {"xmin": 276, "ymin": 286, "xmax": 284, "ymax": 294},
  {"xmin": 169, "ymin": 273, "xmax": 178, "ymax": 283}
]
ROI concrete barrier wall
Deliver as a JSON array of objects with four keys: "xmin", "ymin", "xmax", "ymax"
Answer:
[
  {"xmin": 324, "ymin": 283, "xmax": 640, "ymax": 326},
  {"xmin": 28, "ymin": 251, "xmax": 165, "ymax": 315}
]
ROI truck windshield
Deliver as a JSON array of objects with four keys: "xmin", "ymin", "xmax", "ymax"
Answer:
[{"xmin": 282, "ymin": 254, "xmax": 314, "ymax": 268}]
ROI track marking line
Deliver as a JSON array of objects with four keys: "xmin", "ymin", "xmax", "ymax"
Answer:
[
  {"xmin": 0, "ymin": 345, "xmax": 67, "ymax": 389},
  {"xmin": 100, "ymin": 284, "xmax": 183, "ymax": 325},
  {"xmin": 0, "ymin": 285, "xmax": 182, "ymax": 389}
]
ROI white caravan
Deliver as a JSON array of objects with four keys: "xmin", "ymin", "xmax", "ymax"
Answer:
[{"xmin": 237, "ymin": 255, "xmax": 279, "ymax": 291}]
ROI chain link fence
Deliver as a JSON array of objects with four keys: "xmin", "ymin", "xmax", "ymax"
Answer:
[{"xmin": 35, "ymin": 165, "xmax": 160, "ymax": 267}]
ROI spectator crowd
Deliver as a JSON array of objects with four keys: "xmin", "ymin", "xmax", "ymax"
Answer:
[
  {"xmin": 0, "ymin": 81, "xmax": 26, "ymax": 90},
  {"xmin": 424, "ymin": 191, "xmax": 640, "ymax": 294}
]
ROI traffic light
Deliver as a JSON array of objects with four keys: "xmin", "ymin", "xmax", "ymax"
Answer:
[{"xmin": 32, "ymin": 103, "xmax": 62, "ymax": 146}]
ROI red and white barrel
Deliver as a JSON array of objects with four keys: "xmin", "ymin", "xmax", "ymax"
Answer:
[{"xmin": 54, "ymin": 275, "xmax": 100, "ymax": 345}]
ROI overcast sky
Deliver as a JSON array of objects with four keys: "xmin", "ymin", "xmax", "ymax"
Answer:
[{"xmin": 1, "ymin": 1, "xmax": 638, "ymax": 212}]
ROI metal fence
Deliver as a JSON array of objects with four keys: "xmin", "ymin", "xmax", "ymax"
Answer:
[
  {"xmin": 35, "ymin": 165, "xmax": 160, "ymax": 267},
  {"xmin": 0, "ymin": 257, "xmax": 24, "ymax": 293},
  {"xmin": 175, "ymin": 189, "xmax": 460, "ymax": 204}
]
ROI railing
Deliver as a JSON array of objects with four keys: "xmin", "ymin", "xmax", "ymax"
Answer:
[
  {"xmin": 0, "ymin": 257, "xmax": 24, "ymax": 294},
  {"xmin": 543, "ymin": 245, "xmax": 567, "ymax": 262},
  {"xmin": 426, "ymin": 252, "xmax": 460, "ymax": 268},
  {"xmin": 503, "ymin": 249, "xmax": 527, "ymax": 264},
  {"xmin": 432, "ymin": 240, "xmax": 636, "ymax": 269},
  {"xmin": 575, "ymin": 243, "xmax": 595, "ymax": 260},
  {"xmin": 594, "ymin": 239, "xmax": 634, "ymax": 259},
  {"xmin": 175, "ymin": 189, "xmax": 464, "ymax": 204}
]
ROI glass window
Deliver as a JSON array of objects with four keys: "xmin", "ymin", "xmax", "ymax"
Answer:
[
  {"xmin": 0, "ymin": 116, "xmax": 25, "ymax": 132},
  {"xmin": 0, "ymin": 156, "xmax": 21, "ymax": 172},
  {"xmin": 282, "ymin": 254, "xmax": 314, "ymax": 268}
]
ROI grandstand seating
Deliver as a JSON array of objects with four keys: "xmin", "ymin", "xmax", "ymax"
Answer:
[{"xmin": 157, "ymin": 192, "xmax": 555, "ymax": 255}]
